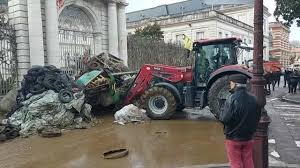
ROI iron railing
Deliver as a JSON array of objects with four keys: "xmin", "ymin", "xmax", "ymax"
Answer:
[
  {"xmin": 59, "ymin": 29, "xmax": 94, "ymax": 76},
  {"xmin": 0, "ymin": 13, "xmax": 18, "ymax": 96}
]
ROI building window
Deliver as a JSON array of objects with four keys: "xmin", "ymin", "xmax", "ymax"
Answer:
[
  {"xmin": 244, "ymin": 38, "xmax": 247, "ymax": 43},
  {"xmin": 218, "ymin": 32, "xmax": 223, "ymax": 38},
  {"xmin": 196, "ymin": 32, "xmax": 204, "ymax": 40},
  {"xmin": 248, "ymin": 39, "xmax": 252, "ymax": 44},
  {"xmin": 263, "ymin": 19, "xmax": 266, "ymax": 33},
  {"xmin": 225, "ymin": 33, "xmax": 229, "ymax": 38}
]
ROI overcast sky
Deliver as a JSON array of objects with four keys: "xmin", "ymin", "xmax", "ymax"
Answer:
[{"xmin": 127, "ymin": 0, "xmax": 300, "ymax": 41}]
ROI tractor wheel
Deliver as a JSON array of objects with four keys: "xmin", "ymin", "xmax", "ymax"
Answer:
[
  {"xmin": 139, "ymin": 87, "xmax": 177, "ymax": 120},
  {"xmin": 208, "ymin": 75, "xmax": 231, "ymax": 119},
  {"xmin": 208, "ymin": 74, "xmax": 250, "ymax": 119}
]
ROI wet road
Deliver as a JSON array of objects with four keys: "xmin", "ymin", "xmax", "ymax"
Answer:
[{"xmin": 0, "ymin": 111, "xmax": 227, "ymax": 168}]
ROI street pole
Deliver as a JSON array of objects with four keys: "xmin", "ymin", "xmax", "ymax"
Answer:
[{"xmin": 251, "ymin": 0, "xmax": 270, "ymax": 168}]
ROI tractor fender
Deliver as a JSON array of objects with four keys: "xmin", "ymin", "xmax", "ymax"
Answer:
[
  {"xmin": 207, "ymin": 68, "xmax": 252, "ymax": 92},
  {"xmin": 154, "ymin": 82, "xmax": 182, "ymax": 104}
]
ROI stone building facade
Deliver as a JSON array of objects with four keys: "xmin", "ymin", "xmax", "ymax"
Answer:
[
  {"xmin": 269, "ymin": 22, "xmax": 290, "ymax": 67},
  {"xmin": 126, "ymin": 0, "xmax": 271, "ymax": 63},
  {"xmin": 291, "ymin": 48, "xmax": 300, "ymax": 65},
  {"xmin": 7, "ymin": 0, "xmax": 128, "ymax": 81}
]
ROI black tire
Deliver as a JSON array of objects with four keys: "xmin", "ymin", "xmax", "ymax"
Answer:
[
  {"xmin": 208, "ymin": 75, "xmax": 230, "ymax": 119},
  {"xmin": 44, "ymin": 65, "xmax": 60, "ymax": 73},
  {"xmin": 53, "ymin": 80, "xmax": 67, "ymax": 92},
  {"xmin": 138, "ymin": 87, "xmax": 176, "ymax": 120},
  {"xmin": 29, "ymin": 84, "xmax": 46, "ymax": 95},
  {"xmin": 208, "ymin": 74, "xmax": 250, "ymax": 119},
  {"xmin": 28, "ymin": 66, "xmax": 44, "ymax": 76},
  {"xmin": 58, "ymin": 89, "xmax": 74, "ymax": 103},
  {"xmin": 43, "ymin": 74, "xmax": 57, "ymax": 90}
]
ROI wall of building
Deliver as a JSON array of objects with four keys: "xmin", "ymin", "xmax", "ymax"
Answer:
[
  {"xmin": 269, "ymin": 22, "xmax": 291, "ymax": 67},
  {"xmin": 127, "ymin": 5, "xmax": 271, "ymax": 62},
  {"xmin": 8, "ymin": 0, "xmax": 128, "ymax": 81},
  {"xmin": 222, "ymin": 5, "xmax": 270, "ymax": 61}
]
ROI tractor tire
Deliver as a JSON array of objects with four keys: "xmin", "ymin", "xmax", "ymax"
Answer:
[
  {"xmin": 208, "ymin": 75, "xmax": 231, "ymax": 119},
  {"xmin": 208, "ymin": 74, "xmax": 250, "ymax": 119},
  {"xmin": 139, "ymin": 87, "xmax": 176, "ymax": 120}
]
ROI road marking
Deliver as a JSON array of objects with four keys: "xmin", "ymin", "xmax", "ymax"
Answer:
[
  {"xmin": 274, "ymin": 104, "xmax": 300, "ymax": 108},
  {"xmin": 295, "ymin": 141, "xmax": 300, "ymax": 148},
  {"xmin": 267, "ymin": 98, "xmax": 278, "ymax": 102},
  {"xmin": 270, "ymin": 150, "xmax": 280, "ymax": 158},
  {"xmin": 274, "ymin": 107, "xmax": 300, "ymax": 110},
  {"xmin": 280, "ymin": 114, "xmax": 300, "ymax": 116},
  {"xmin": 287, "ymin": 123, "xmax": 296, "ymax": 127},
  {"xmin": 283, "ymin": 117, "xmax": 299, "ymax": 121},
  {"xmin": 268, "ymin": 139, "xmax": 276, "ymax": 144}
]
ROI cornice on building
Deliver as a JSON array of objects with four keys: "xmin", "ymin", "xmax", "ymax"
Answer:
[
  {"xmin": 127, "ymin": 10, "xmax": 253, "ymax": 32},
  {"xmin": 269, "ymin": 22, "xmax": 290, "ymax": 32}
]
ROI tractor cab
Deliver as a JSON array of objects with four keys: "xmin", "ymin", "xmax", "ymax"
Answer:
[{"xmin": 192, "ymin": 37, "xmax": 242, "ymax": 87}]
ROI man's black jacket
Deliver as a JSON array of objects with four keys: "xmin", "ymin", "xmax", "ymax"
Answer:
[{"xmin": 219, "ymin": 87, "xmax": 260, "ymax": 141}]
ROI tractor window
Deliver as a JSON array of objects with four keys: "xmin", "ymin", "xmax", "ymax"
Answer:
[{"xmin": 201, "ymin": 43, "xmax": 236, "ymax": 70}]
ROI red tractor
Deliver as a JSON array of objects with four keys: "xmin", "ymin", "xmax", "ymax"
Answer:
[{"xmin": 124, "ymin": 37, "xmax": 253, "ymax": 119}]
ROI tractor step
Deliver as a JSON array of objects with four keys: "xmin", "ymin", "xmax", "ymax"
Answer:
[{"xmin": 195, "ymin": 90, "xmax": 205, "ymax": 108}]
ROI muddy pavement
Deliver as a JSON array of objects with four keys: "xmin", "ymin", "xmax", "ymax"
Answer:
[{"xmin": 0, "ymin": 109, "xmax": 227, "ymax": 168}]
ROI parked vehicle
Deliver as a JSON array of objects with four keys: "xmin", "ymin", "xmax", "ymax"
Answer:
[{"xmin": 124, "ymin": 37, "xmax": 253, "ymax": 119}]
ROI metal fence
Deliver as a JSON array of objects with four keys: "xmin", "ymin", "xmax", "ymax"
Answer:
[
  {"xmin": 59, "ymin": 29, "xmax": 94, "ymax": 76},
  {"xmin": 0, "ymin": 13, "xmax": 18, "ymax": 96}
]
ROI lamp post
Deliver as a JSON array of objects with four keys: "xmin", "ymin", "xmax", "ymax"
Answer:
[{"xmin": 251, "ymin": 0, "xmax": 270, "ymax": 167}]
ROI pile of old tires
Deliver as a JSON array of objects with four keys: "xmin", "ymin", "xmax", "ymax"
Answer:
[{"xmin": 15, "ymin": 65, "xmax": 75, "ymax": 110}]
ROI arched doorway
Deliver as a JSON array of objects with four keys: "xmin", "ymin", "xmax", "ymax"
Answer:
[{"xmin": 58, "ymin": 5, "xmax": 95, "ymax": 76}]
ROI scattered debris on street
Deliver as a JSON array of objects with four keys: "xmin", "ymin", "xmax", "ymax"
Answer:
[
  {"xmin": 11, "ymin": 65, "xmax": 75, "ymax": 114},
  {"xmin": 0, "ymin": 123, "xmax": 19, "ymax": 142},
  {"xmin": 83, "ymin": 52, "xmax": 129, "ymax": 73},
  {"xmin": 76, "ymin": 53, "xmax": 136, "ymax": 108},
  {"xmin": 103, "ymin": 148, "xmax": 129, "ymax": 159},
  {"xmin": 0, "ymin": 65, "xmax": 94, "ymax": 141},
  {"xmin": 7, "ymin": 90, "xmax": 92, "ymax": 137},
  {"xmin": 0, "ymin": 88, "xmax": 17, "ymax": 115},
  {"xmin": 114, "ymin": 104, "xmax": 149, "ymax": 125}
]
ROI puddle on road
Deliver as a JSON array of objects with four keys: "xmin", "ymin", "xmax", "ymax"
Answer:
[{"xmin": 0, "ymin": 113, "xmax": 227, "ymax": 168}]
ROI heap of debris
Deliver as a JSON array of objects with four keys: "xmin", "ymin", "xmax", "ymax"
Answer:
[
  {"xmin": 84, "ymin": 52, "xmax": 129, "ymax": 73},
  {"xmin": 13, "ymin": 65, "xmax": 75, "ymax": 112},
  {"xmin": 77, "ymin": 53, "xmax": 136, "ymax": 108},
  {"xmin": 1, "ymin": 65, "xmax": 93, "ymax": 140}
]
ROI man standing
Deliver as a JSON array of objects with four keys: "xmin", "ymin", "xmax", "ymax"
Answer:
[
  {"xmin": 219, "ymin": 74, "xmax": 260, "ymax": 168},
  {"xmin": 183, "ymin": 34, "xmax": 193, "ymax": 58}
]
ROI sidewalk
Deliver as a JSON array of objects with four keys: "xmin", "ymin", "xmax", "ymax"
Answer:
[
  {"xmin": 282, "ymin": 93, "xmax": 300, "ymax": 104},
  {"xmin": 266, "ymin": 86, "xmax": 300, "ymax": 167}
]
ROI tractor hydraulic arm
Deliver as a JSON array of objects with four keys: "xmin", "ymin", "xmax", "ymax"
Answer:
[{"xmin": 124, "ymin": 64, "xmax": 192, "ymax": 104}]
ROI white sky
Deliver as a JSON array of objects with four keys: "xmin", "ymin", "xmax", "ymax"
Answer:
[{"xmin": 127, "ymin": 0, "xmax": 300, "ymax": 41}]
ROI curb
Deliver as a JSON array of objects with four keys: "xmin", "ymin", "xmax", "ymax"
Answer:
[
  {"xmin": 178, "ymin": 163, "xmax": 300, "ymax": 168},
  {"xmin": 281, "ymin": 94, "xmax": 300, "ymax": 105}
]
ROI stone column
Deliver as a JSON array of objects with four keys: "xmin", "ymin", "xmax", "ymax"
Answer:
[
  {"xmin": 108, "ymin": 0, "xmax": 119, "ymax": 57},
  {"xmin": 118, "ymin": 1, "xmax": 128, "ymax": 65},
  {"xmin": 45, "ymin": 0, "xmax": 60, "ymax": 67},
  {"xmin": 8, "ymin": 0, "xmax": 30, "ymax": 82},
  {"xmin": 27, "ymin": 0, "xmax": 45, "ymax": 66}
]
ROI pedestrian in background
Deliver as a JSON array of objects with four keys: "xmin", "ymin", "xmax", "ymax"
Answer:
[
  {"xmin": 219, "ymin": 74, "xmax": 260, "ymax": 168},
  {"xmin": 183, "ymin": 34, "xmax": 193, "ymax": 58}
]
